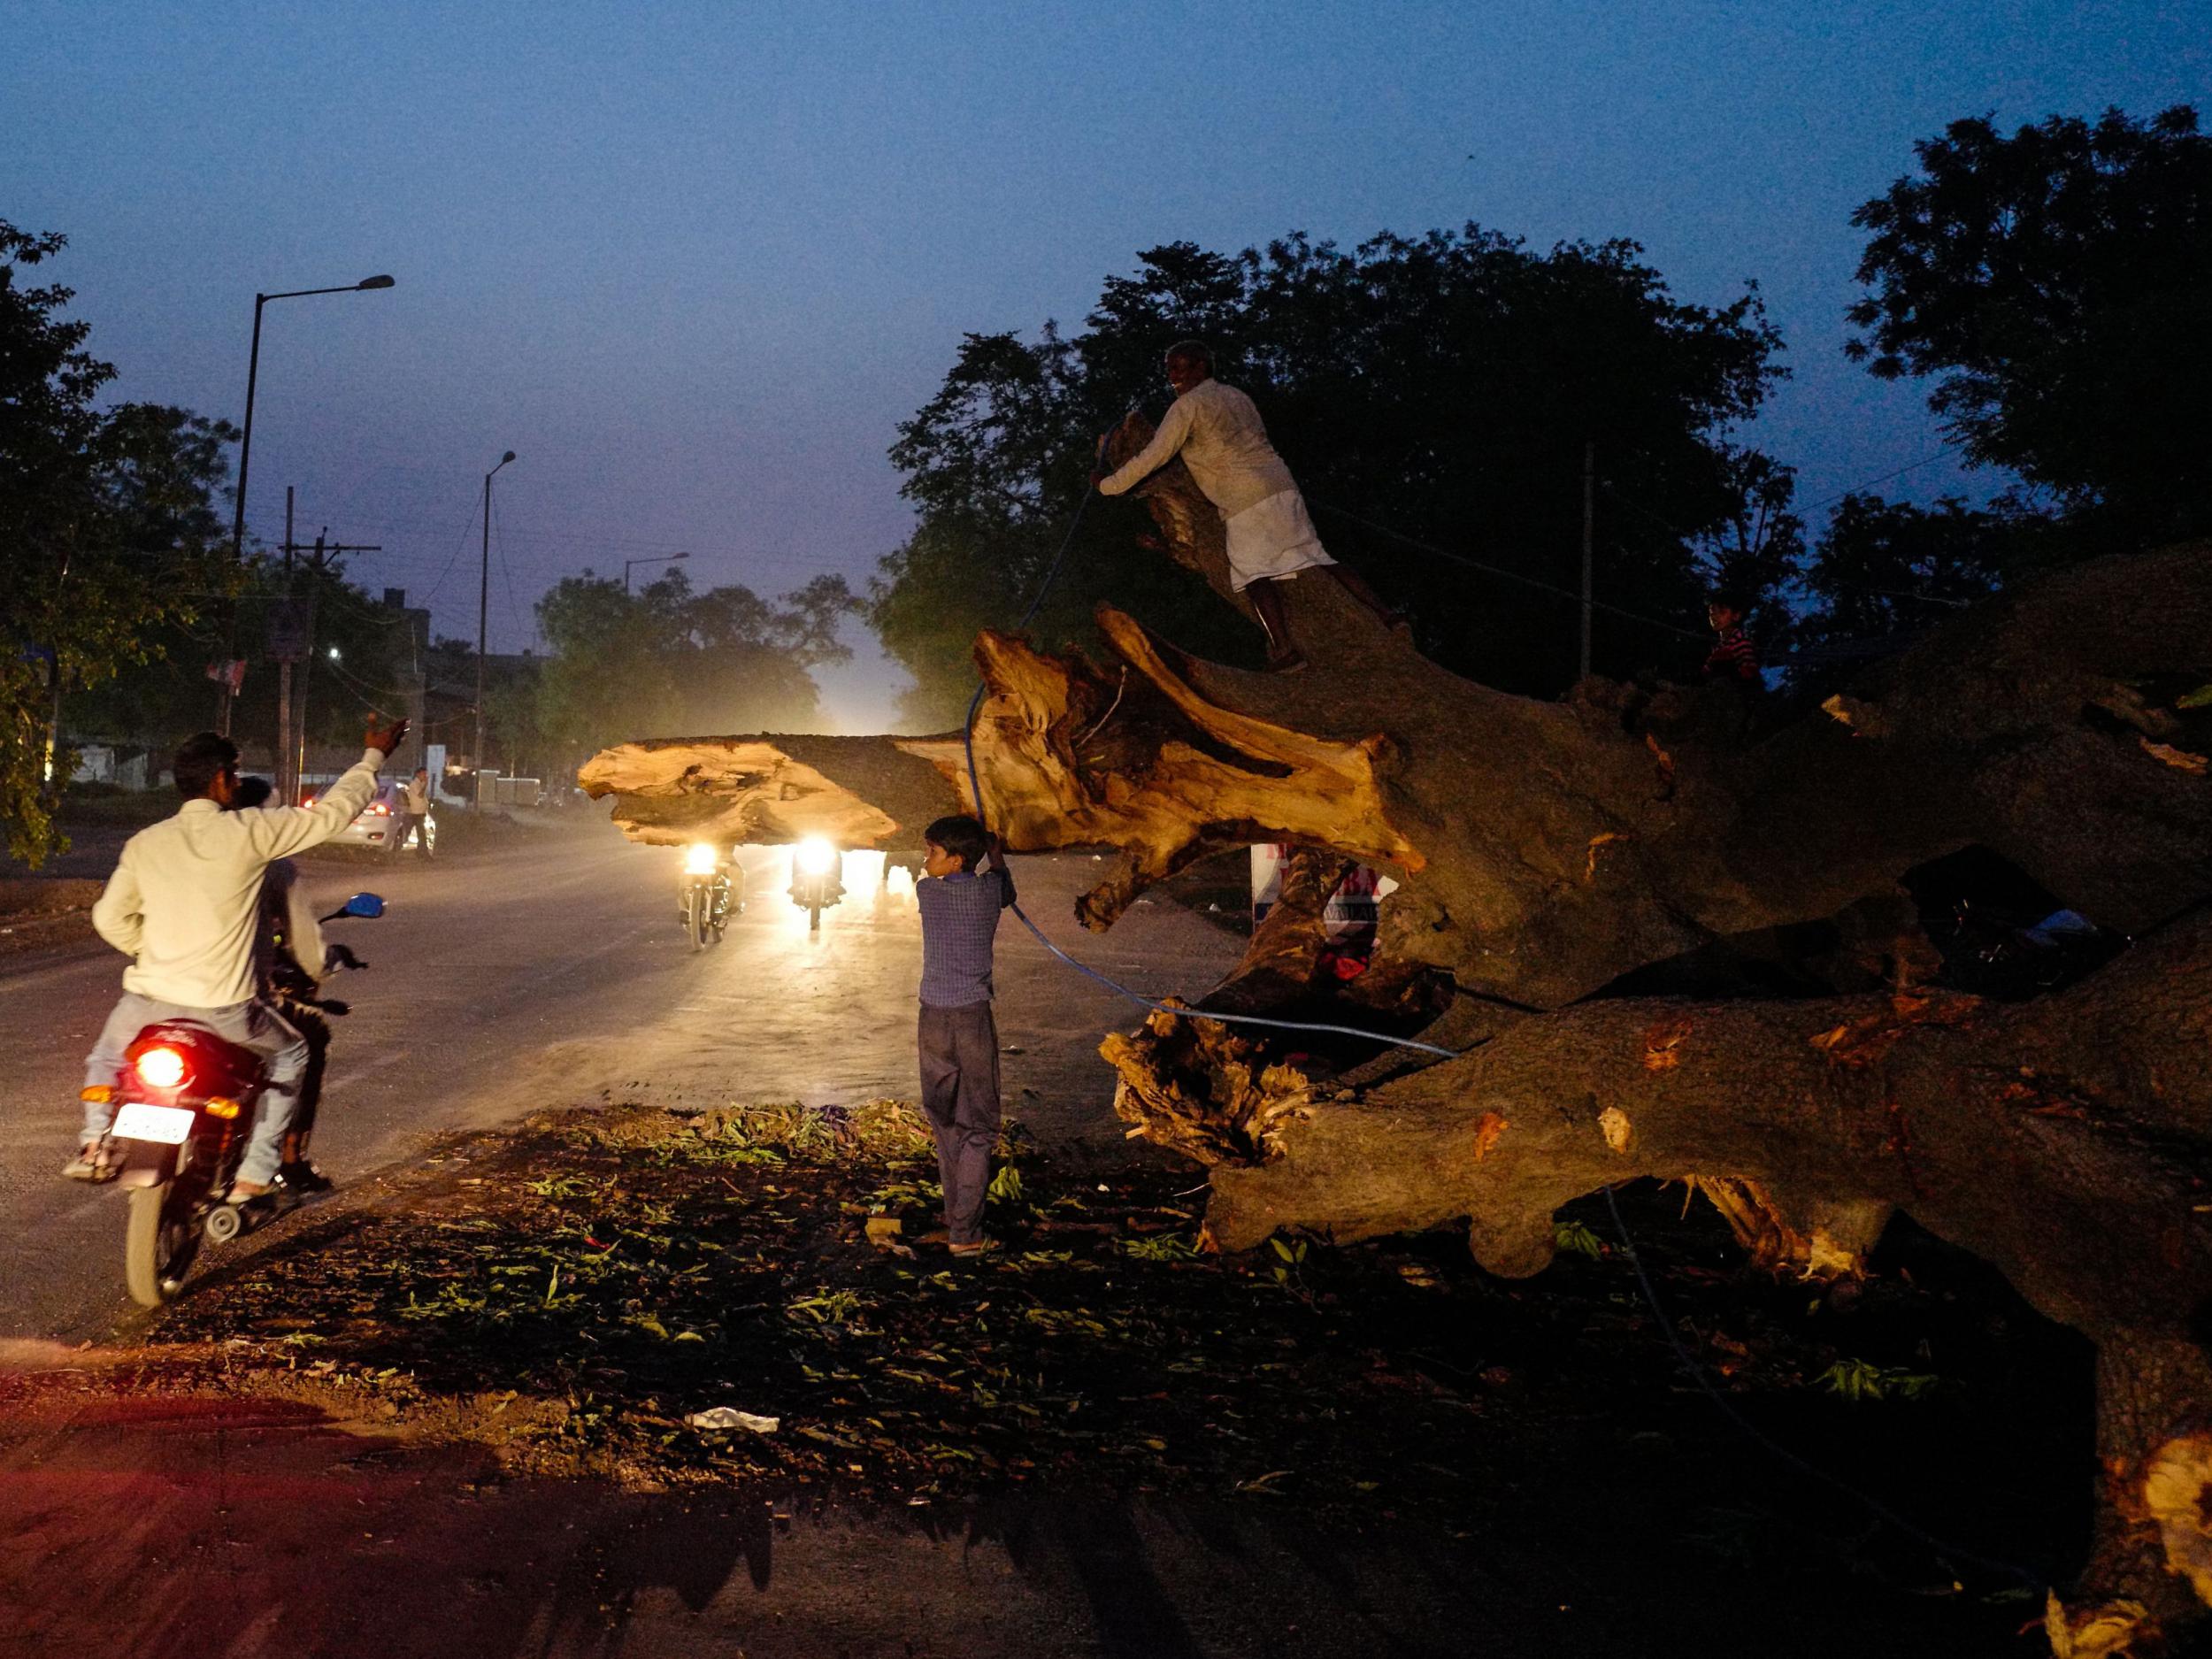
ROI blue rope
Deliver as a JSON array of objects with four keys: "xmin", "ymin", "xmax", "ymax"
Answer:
[{"xmin": 957, "ymin": 462, "xmax": 1458, "ymax": 1061}]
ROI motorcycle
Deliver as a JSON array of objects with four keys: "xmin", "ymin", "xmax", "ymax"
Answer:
[
  {"xmin": 789, "ymin": 836, "xmax": 846, "ymax": 936},
  {"xmin": 680, "ymin": 842, "xmax": 741, "ymax": 949},
  {"xmin": 97, "ymin": 891, "xmax": 385, "ymax": 1307}
]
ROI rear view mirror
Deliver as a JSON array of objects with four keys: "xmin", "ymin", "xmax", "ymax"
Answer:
[{"xmin": 342, "ymin": 893, "xmax": 386, "ymax": 918}]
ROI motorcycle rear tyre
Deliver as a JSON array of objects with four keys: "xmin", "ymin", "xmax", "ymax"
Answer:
[
  {"xmin": 686, "ymin": 889, "xmax": 708, "ymax": 951},
  {"xmin": 125, "ymin": 1179, "xmax": 197, "ymax": 1307}
]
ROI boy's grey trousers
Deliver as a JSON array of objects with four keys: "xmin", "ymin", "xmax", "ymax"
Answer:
[{"xmin": 918, "ymin": 1002, "xmax": 1002, "ymax": 1244}]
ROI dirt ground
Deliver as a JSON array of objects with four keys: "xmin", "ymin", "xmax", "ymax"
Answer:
[
  {"xmin": 0, "ymin": 876, "xmax": 104, "ymax": 956},
  {"xmin": 0, "ymin": 1097, "xmax": 2094, "ymax": 1657}
]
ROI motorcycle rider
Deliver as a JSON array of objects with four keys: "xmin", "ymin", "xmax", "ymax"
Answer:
[{"xmin": 66, "ymin": 716, "xmax": 406, "ymax": 1201}]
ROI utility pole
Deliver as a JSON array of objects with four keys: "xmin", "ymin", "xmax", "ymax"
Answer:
[
  {"xmin": 273, "ymin": 522, "xmax": 380, "ymax": 798},
  {"xmin": 476, "ymin": 451, "xmax": 516, "ymax": 809},
  {"xmin": 277, "ymin": 488, "xmax": 295, "ymax": 803},
  {"xmin": 1578, "ymin": 441, "xmax": 1595, "ymax": 682}
]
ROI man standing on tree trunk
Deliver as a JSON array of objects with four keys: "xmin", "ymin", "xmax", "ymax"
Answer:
[{"xmin": 1093, "ymin": 340, "xmax": 1402, "ymax": 672}]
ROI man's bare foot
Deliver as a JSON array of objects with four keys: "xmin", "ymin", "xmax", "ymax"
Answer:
[
  {"xmin": 225, "ymin": 1180, "xmax": 273, "ymax": 1202},
  {"xmin": 949, "ymin": 1239, "xmax": 1000, "ymax": 1258}
]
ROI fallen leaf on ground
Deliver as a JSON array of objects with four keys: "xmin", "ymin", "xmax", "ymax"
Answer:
[{"xmin": 2139, "ymin": 738, "xmax": 2208, "ymax": 773}]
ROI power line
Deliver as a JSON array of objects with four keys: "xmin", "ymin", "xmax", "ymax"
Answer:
[
  {"xmin": 1310, "ymin": 500, "xmax": 1709, "ymax": 641},
  {"xmin": 490, "ymin": 491, "xmax": 534, "ymax": 649},
  {"xmin": 1802, "ymin": 448, "xmax": 1958, "ymax": 514},
  {"xmin": 291, "ymin": 509, "xmax": 869, "ymax": 569}
]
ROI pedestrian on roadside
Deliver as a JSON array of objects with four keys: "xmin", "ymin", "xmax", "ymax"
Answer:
[
  {"xmin": 913, "ymin": 814, "xmax": 1016, "ymax": 1258},
  {"xmin": 392, "ymin": 766, "xmax": 434, "ymax": 859}
]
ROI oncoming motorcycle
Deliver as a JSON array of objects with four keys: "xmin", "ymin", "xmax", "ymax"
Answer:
[
  {"xmin": 89, "ymin": 891, "xmax": 385, "ymax": 1307},
  {"xmin": 680, "ymin": 842, "xmax": 742, "ymax": 949},
  {"xmin": 789, "ymin": 836, "xmax": 846, "ymax": 936}
]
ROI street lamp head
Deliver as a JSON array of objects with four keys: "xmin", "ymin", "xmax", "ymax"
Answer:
[
  {"xmin": 501, "ymin": 450, "xmax": 517, "ymax": 465},
  {"xmin": 672, "ymin": 551, "xmax": 690, "ymax": 561},
  {"xmin": 357, "ymin": 275, "xmax": 396, "ymax": 290},
  {"xmin": 327, "ymin": 646, "xmax": 341, "ymax": 660}
]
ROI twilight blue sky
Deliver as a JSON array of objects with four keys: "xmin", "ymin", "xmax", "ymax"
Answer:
[{"xmin": 6, "ymin": 0, "xmax": 2207, "ymax": 729}]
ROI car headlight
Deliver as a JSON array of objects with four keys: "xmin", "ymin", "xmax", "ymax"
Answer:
[
  {"xmin": 683, "ymin": 843, "xmax": 718, "ymax": 874},
  {"xmin": 795, "ymin": 836, "xmax": 837, "ymax": 877}
]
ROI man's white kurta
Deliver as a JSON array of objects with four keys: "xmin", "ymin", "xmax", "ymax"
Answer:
[
  {"xmin": 1096, "ymin": 378, "xmax": 1336, "ymax": 591},
  {"xmin": 91, "ymin": 749, "xmax": 386, "ymax": 1009}
]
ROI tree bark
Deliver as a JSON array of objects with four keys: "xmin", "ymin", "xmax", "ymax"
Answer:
[
  {"xmin": 1103, "ymin": 910, "xmax": 2212, "ymax": 1642},
  {"xmin": 580, "ymin": 419, "xmax": 2212, "ymax": 1649}
]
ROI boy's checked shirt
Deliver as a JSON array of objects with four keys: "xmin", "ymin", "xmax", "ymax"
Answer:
[{"xmin": 917, "ymin": 862, "xmax": 1017, "ymax": 1008}]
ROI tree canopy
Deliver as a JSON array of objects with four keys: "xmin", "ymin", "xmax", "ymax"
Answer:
[
  {"xmin": 1786, "ymin": 493, "xmax": 2015, "ymax": 660},
  {"xmin": 531, "ymin": 568, "xmax": 857, "ymax": 762},
  {"xmin": 0, "ymin": 220, "xmax": 239, "ymax": 865},
  {"xmin": 874, "ymin": 229, "xmax": 1791, "ymax": 726},
  {"xmin": 1847, "ymin": 104, "xmax": 2212, "ymax": 547}
]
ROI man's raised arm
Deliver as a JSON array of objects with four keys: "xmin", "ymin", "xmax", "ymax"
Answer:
[
  {"xmin": 244, "ymin": 718, "xmax": 409, "ymax": 863},
  {"xmin": 1094, "ymin": 396, "xmax": 1196, "ymax": 497}
]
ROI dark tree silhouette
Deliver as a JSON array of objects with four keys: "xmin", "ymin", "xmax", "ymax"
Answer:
[{"xmin": 1848, "ymin": 105, "xmax": 2212, "ymax": 548}]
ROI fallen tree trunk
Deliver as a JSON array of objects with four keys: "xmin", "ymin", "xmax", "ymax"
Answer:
[
  {"xmin": 580, "ymin": 419, "xmax": 2212, "ymax": 1650},
  {"xmin": 1105, "ymin": 908, "xmax": 2212, "ymax": 1647}
]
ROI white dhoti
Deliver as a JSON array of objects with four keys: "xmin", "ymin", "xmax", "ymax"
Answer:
[{"xmin": 1222, "ymin": 489, "xmax": 1336, "ymax": 592}]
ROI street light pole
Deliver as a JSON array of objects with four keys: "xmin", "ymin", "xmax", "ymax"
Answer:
[
  {"xmin": 476, "ymin": 450, "xmax": 517, "ymax": 810},
  {"xmin": 623, "ymin": 551, "xmax": 689, "ymax": 592},
  {"xmin": 220, "ymin": 273, "xmax": 396, "ymax": 734}
]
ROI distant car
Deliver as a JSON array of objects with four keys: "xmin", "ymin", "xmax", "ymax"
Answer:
[{"xmin": 304, "ymin": 781, "xmax": 436, "ymax": 856}]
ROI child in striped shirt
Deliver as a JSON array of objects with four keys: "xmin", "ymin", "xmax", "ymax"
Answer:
[{"xmin": 1703, "ymin": 591, "xmax": 1761, "ymax": 684}]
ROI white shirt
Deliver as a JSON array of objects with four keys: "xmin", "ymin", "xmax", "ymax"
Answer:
[
  {"xmin": 256, "ymin": 858, "xmax": 326, "ymax": 988},
  {"xmin": 92, "ymin": 749, "xmax": 386, "ymax": 1009},
  {"xmin": 1097, "ymin": 378, "xmax": 1299, "ymax": 520}
]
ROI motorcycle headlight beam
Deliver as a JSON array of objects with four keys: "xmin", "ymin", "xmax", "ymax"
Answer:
[
  {"xmin": 795, "ymin": 836, "xmax": 838, "ymax": 877},
  {"xmin": 683, "ymin": 843, "xmax": 718, "ymax": 875}
]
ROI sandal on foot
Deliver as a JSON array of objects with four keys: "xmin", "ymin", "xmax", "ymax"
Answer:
[
  {"xmin": 61, "ymin": 1145, "xmax": 114, "ymax": 1183},
  {"xmin": 949, "ymin": 1239, "xmax": 1001, "ymax": 1258}
]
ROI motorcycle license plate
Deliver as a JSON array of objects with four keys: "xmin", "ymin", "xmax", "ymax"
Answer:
[{"xmin": 112, "ymin": 1103, "xmax": 195, "ymax": 1144}]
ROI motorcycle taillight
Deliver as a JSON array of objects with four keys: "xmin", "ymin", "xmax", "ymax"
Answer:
[{"xmin": 134, "ymin": 1046, "xmax": 188, "ymax": 1089}]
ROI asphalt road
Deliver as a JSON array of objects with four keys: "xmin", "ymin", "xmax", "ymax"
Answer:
[{"xmin": 0, "ymin": 813, "xmax": 1242, "ymax": 1342}]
